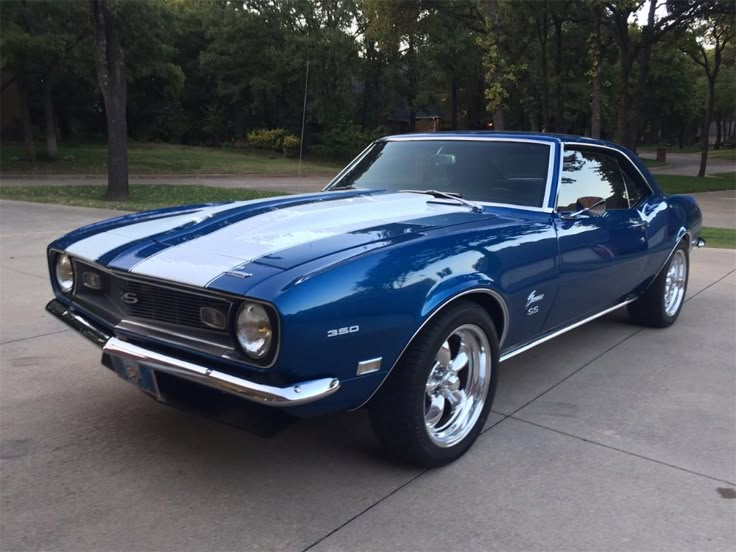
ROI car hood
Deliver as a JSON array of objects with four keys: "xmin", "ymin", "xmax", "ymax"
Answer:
[{"xmin": 61, "ymin": 191, "xmax": 501, "ymax": 290}]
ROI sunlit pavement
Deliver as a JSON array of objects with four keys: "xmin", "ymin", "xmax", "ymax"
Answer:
[{"xmin": 1, "ymin": 200, "xmax": 734, "ymax": 551}]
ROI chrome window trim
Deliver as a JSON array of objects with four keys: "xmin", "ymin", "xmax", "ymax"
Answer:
[
  {"xmin": 323, "ymin": 142, "xmax": 377, "ymax": 190},
  {"xmin": 557, "ymin": 142, "xmax": 655, "ymax": 213},
  {"xmin": 499, "ymin": 298, "xmax": 636, "ymax": 362},
  {"xmin": 325, "ymin": 137, "xmax": 558, "ymax": 214},
  {"xmin": 353, "ymin": 287, "xmax": 509, "ymax": 411}
]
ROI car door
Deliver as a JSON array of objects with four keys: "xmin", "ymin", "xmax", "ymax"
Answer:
[{"xmin": 543, "ymin": 146, "xmax": 650, "ymax": 330}]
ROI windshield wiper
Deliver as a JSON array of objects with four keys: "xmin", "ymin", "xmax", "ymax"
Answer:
[{"xmin": 400, "ymin": 189, "xmax": 483, "ymax": 213}]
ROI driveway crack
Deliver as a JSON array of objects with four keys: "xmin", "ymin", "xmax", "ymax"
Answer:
[{"xmin": 508, "ymin": 416, "xmax": 736, "ymax": 486}]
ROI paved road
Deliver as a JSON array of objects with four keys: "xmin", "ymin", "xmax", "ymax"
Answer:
[
  {"xmin": 640, "ymin": 151, "xmax": 735, "ymax": 177},
  {"xmin": 1, "ymin": 200, "xmax": 735, "ymax": 551}
]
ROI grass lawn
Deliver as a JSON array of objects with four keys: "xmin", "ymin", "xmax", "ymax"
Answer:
[
  {"xmin": 0, "ymin": 184, "xmax": 286, "ymax": 211},
  {"xmin": 654, "ymin": 173, "xmax": 736, "ymax": 194},
  {"xmin": 639, "ymin": 144, "xmax": 736, "ymax": 162},
  {"xmin": 707, "ymin": 149, "xmax": 736, "ymax": 161},
  {"xmin": 0, "ymin": 142, "xmax": 339, "ymax": 176},
  {"xmin": 640, "ymin": 158, "xmax": 668, "ymax": 168},
  {"xmin": 700, "ymin": 227, "xmax": 736, "ymax": 249},
  {"xmin": 639, "ymin": 144, "xmax": 703, "ymax": 154},
  {"xmin": 710, "ymin": 171, "xmax": 736, "ymax": 180}
]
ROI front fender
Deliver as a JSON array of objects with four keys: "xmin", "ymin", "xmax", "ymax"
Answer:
[{"xmin": 247, "ymin": 217, "xmax": 556, "ymax": 417}]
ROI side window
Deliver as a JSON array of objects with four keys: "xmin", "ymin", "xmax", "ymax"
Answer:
[
  {"xmin": 621, "ymin": 169, "xmax": 651, "ymax": 207},
  {"xmin": 558, "ymin": 149, "xmax": 629, "ymax": 212}
]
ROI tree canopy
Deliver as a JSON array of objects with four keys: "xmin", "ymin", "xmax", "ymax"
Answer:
[{"xmin": 1, "ymin": 0, "xmax": 734, "ymax": 179}]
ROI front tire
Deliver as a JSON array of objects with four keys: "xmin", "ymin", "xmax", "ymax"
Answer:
[
  {"xmin": 369, "ymin": 301, "xmax": 499, "ymax": 467},
  {"xmin": 628, "ymin": 241, "xmax": 689, "ymax": 328}
]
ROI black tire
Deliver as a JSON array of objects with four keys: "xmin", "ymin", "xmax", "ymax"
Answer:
[
  {"xmin": 369, "ymin": 300, "xmax": 499, "ymax": 467},
  {"xmin": 628, "ymin": 241, "xmax": 689, "ymax": 328}
]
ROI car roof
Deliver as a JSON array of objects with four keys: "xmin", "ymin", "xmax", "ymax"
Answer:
[{"xmin": 383, "ymin": 130, "xmax": 617, "ymax": 148}]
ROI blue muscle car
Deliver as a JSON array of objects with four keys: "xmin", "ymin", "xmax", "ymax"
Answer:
[{"xmin": 46, "ymin": 132, "xmax": 704, "ymax": 466}]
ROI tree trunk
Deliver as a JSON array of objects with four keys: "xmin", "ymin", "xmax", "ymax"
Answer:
[
  {"xmin": 406, "ymin": 34, "xmax": 417, "ymax": 133},
  {"xmin": 493, "ymin": 109, "xmax": 505, "ymax": 131},
  {"xmin": 698, "ymin": 79, "xmax": 716, "ymax": 178},
  {"xmin": 553, "ymin": 18, "xmax": 564, "ymax": 133},
  {"xmin": 614, "ymin": 55, "xmax": 632, "ymax": 146},
  {"xmin": 591, "ymin": 63, "xmax": 602, "ymax": 139},
  {"xmin": 19, "ymin": 80, "xmax": 36, "ymax": 161},
  {"xmin": 627, "ymin": 0, "xmax": 657, "ymax": 151},
  {"xmin": 451, "ymin": 76, "xmax": 458, "ymax": 130},
  {"xmin": 590, "ymin": 5, "xmax": 602, "ymax": 139},
  {"xmin": 90, "ymin": 0, "xmax": 129, "ymax": 201},
  {"xmin": 44, "ymin": 80, "xmax": 58, "ymax": 160},
  {"xmin": 540, "ymin": 0, "xmax": 549, "ymax": 130}
]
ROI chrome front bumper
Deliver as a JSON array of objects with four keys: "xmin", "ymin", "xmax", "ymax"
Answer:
[{"xmin": 46, "ymin": 299, "xmax": 340, "ymax": 407}]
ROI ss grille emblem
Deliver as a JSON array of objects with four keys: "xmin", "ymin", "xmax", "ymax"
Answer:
[{"xmin": 121, "ymin": 291, "xmax": 139, "ymax": 305}]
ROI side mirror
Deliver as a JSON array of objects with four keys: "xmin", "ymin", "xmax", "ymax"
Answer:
[{"xmin": 561, "ymin": 196, "xmax": 606, "ymax": 220}]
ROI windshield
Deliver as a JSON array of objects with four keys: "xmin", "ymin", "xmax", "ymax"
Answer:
[{"xmin": 328, "ymin": 139, "xmax": 552, "ymax": 208}]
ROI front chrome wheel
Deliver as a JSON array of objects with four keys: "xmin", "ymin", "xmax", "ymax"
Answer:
[
  {"xmin": 664, "ymin": 249, "xmax": 687, "ymax": 317},
  {"xmin": 424, "ymin": 324, "xmax": 491, "ymax": 448}
]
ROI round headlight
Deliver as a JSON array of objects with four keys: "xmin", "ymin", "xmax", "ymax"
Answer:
[
  {"xmin": 236, "ymin": 302, "xmax": 273, "ymax": 359},
  {"xmin": 55, "ymin": 254, "xmax": 74, "ymax": 293}
]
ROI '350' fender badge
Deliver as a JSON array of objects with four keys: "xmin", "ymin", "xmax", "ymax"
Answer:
[{"xmin": 526, "ymin": 290, "xmax": 544, "ymax": 316}]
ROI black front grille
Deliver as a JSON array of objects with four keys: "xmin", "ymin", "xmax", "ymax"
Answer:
[
  {"xmin": 120, "ymin": 280, "xmax": 231, "ymax": 330},
  {"xmin": 72, "ymin": 260, "xmax": 232, "ymax": 332}
]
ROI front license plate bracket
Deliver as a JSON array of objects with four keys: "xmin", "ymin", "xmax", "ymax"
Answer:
[{"xmin": 109, "ymin": 356, "xmax": 161, "ymax": 400}]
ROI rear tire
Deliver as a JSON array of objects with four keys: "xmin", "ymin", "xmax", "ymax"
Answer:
[
  {"xmin": 628, "ymin": 241, "xmax": 689, "ymax": 328},
  {"xmin": 369, "ymin": 301, "xmax": 499, "ymax": 467}
]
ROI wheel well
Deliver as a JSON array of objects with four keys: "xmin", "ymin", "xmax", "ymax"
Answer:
[{"xmin": 461, "ymin": 291, "xmax": 507, "ymax": 347}]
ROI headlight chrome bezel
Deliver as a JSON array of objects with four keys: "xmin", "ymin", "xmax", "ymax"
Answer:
[
  {"xmin": 55, "ymin": 253, "xmax": 75, "ymax": 294},
  {"xmin": 234, "ymin": 301, "xmax": 278, "ymax": 365}
]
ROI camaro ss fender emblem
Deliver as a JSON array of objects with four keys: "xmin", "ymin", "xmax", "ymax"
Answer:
[
  {"xmin": 327, "ymin": 325, "xmax": 359, "ymax": 338},
  {"xmin": 526, "ymin": 290, "xmax": 544, "ymax": 316},
  {"xmin": 121, "ymin": 292, "xmax": 139, "ymax": 305}
]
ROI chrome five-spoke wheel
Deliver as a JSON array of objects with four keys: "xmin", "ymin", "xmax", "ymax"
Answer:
[
  {"xmin": 664, "ymin": 249, "xmax": 687, "ymax": 317},
  {"xmin": 424, "ymin": 325, "xmax": 491, "ymax": 448},
  {"xmin": 369, "ymin": 301, "xmax": 499, "ymax": 467},
  {"xmin": 628, "ymin": 241, "xmax": 689, "ymax": 328}
]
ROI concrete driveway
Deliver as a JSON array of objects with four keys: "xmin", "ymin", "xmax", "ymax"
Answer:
[{"xmin": 1, "ymin": 200, "xmax": 734, "ymax": 551}]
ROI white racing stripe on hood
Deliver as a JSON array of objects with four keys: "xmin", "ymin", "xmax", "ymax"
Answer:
[
  {"xmin": 63, "ymin": 202, "xmax": 258, "ymax": 262},
  {"xmin": 131, "ymin": 193, "xmax": 466, "ymax": 287}
]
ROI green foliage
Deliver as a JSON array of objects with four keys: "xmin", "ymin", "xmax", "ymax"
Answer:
[
  {"xmin": 282, "ymin": 135, "xmax": 301, "ymax": 157},
  {"xmin": 313, "ymin": 123, "xmax": 385, "ymax": 161},
  {"xmin": 2, "ymin": 0, "xmax": 733, "ymax": 161},
  {"xmin": 247, "ymin": 129, "xmax": 295, "ymax": 153}
]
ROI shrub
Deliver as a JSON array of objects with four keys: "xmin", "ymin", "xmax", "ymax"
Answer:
[
  {"xmin": 246, "ymin": 128, "xmax": 294, "ymax": 152},
  {"xmin": 282, "ymin": 135, "xmax": 301, "ymax": 157},
  {"xmin": 315, "ymin": 124, "xmax": 387, "ymax": 161}
]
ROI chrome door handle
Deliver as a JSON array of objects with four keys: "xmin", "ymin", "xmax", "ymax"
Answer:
[{"xmin": 629, "ymin": 220, "xmax": 648, "ymax": 228}]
